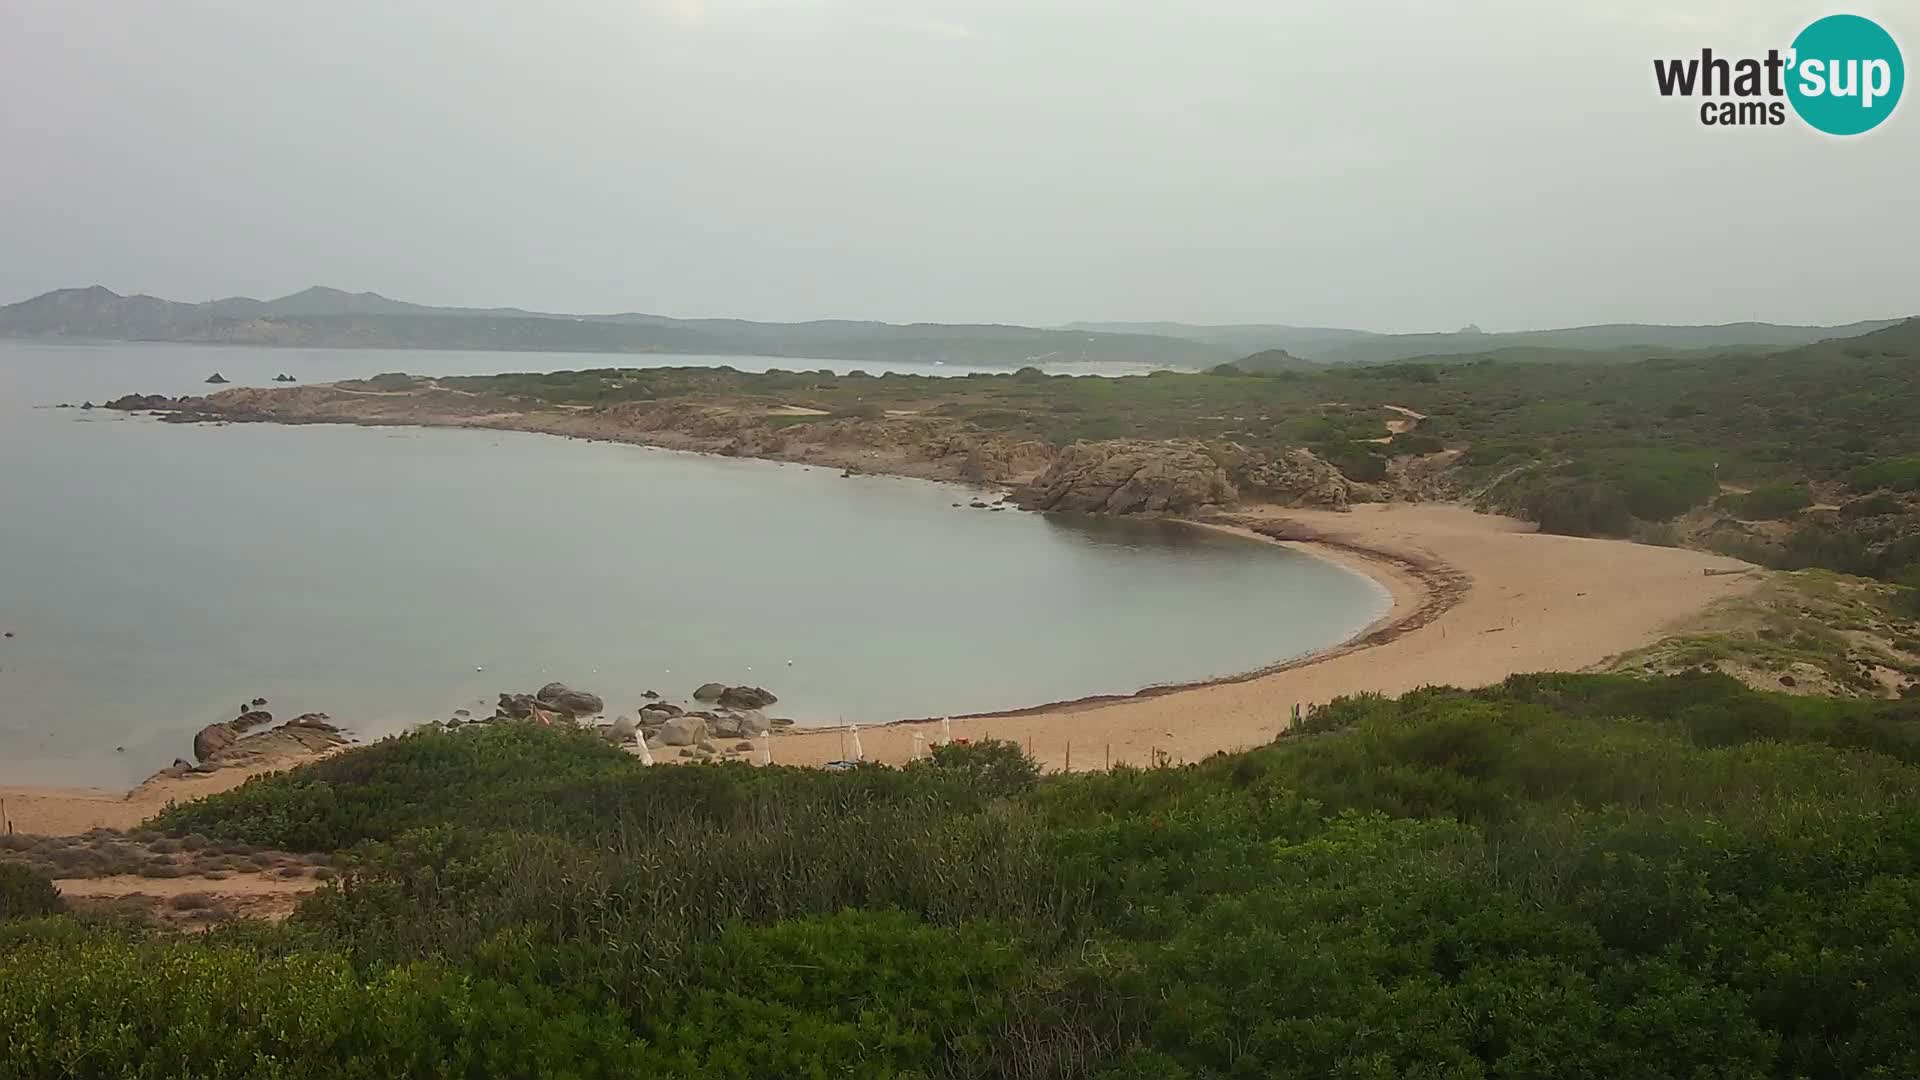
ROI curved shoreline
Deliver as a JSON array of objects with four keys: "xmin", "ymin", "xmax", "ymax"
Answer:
[
  {"xmin": 887, "ymin": 513, "xmax": 1456, "ymax": 726},
  {"xmin": 2, "ymin": 409, "xmax": 1764, "ymax": 829}
]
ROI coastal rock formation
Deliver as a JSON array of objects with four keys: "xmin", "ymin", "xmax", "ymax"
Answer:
[
  {"xmin": 659, "ymin": 716, "xmax": 707, "ymax": 747},
  {"xmin": 639, "ymin": 703, "xmax": 682, "ymax": 724},
  {"xmin": 205, "ymin": 372, "xmax": 229, "ymax": 384},
  {"xmin": 1223, "ymin": 446, "xmax": 1353, "ymax": 510},
  {"xmin": 692, "ymin": 682, "xmax": 727, "ymax": 702},
  {"xmin": 1015, "ymin": 440, "xmax": 1237, "ymax": 515},
  {"xmin": 105, "ymin": 393, "xmax": 184, "ymax": 411},
  {"xmin": 189, "ymin": 711, "xmax": 348, "ymax": 769},
  {"xmin": 717, "ymin": 685, "xmax": 777, "ymax": 710},
  {"xmin": 534, "ymin": 682, "xmax": 604, "ymax": 718},
  {"xmin": 192, "ymin": 722, "xmax": 237, "ymax": 762}
]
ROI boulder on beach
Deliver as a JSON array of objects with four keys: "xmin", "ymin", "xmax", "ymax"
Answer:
[
  {"xmin": 640, "ymin": 702, "xmax": 683, "ymax": 722},
  {"xmin": 496, "ymin": 692, "xmax": 536, "ymax": 720},
  {"xmin": 734, "ymin": 741, "xmax": 755, "ymax": 752},
  {"xmin": 659, "ymin": 716, "xmax": 707, "ymax": 747},
  {"xmin": 692, "ymin": 682, "xmax": 727, "ymax": 701},
  {"xmin": 192, "ymin": 722, "xmax": 237, "ymax": 762},
  {"xmin": 709, "ymin": 713, "xmax": 745, "ymax": 740},
  {"xmin": 535, "ymin": 682, "xmax": 604, "ymax": 717},
  {"xmin": 606, "ymin": 715, "xmax": 638, "ymax": 743},
  {"xmin": 718, "ymin": 685, "xmax": 778, "ymax": 710}
]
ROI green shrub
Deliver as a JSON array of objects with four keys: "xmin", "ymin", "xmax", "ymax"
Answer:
[
  {"xmin": 0, "ymin": 863, "xmax": 64, "ymax": 921},
  {"xmin": 0, "ymin": 675, "xmax": 1902, "ymax": 1077},
  {"xmin": 1725, "ymin": 482, "xmax": 1813, "ymax": 519}
]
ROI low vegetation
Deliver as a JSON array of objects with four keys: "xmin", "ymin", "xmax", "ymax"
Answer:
[
  {"xmin": 6, "ymin": 674, "xmax": 1920, "ymax": 1076},
  {"xmin": 410, "ymin": 319, "xmax": 1920, "ymax": 585}
]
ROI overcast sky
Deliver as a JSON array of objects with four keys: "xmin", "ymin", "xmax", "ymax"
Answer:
[{"xmin": 0, "ymin": 0, "xmax": 1912, "ymax": 332}]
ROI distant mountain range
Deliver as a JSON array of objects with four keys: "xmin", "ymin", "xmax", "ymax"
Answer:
[
  {"xmin": 1, "ymin": 285, "xmax": 1903, "ymax": 369},
  {"xmin": 1066, "ymin": 318, "xmax": 1907, "ymax": 366},
  {"xmin": 0, "ymin": 286, "xmax": 1234, "ymax": 369}
]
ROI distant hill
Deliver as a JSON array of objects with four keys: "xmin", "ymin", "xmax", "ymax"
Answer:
[
  {"xmin": 1072, "ymin": 318, "xmax": 1906, "ymax": 366},
  {"xmin": 0, "ymin": 286, "xmax": 1236, "ymax": 369},
  {"xmin": 7, "ymin": 285, "xmax": 1901, "ymax": 370},
  {"xmin": 1233, "ymin": 348, "xmax": 1320, "ymax": 374}
]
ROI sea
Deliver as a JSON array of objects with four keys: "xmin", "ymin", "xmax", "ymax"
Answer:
[{"xmin": 0, "ymin": 340, "xmax": 1389, "ymax": 787}]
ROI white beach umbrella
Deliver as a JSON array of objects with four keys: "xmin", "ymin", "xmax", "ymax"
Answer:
[{"xmin": 848, "ymin": 723, "xmax": 864, "ymax": 762}]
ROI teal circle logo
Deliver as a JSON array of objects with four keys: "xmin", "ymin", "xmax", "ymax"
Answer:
[{"xmin": 1787, "ymin": 14, "xmax": 1904, "ymax": 135}]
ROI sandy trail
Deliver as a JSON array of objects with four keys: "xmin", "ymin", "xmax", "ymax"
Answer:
[{"xmin": 55, "ymin": 871, "xmax": 323, "ymax": 927}]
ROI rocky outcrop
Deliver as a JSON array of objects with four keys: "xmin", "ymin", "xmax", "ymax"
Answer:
[
  {"xmin": 534, "ymin": 682, "xmax": 604, "ymax": 718},
  {"xmin": 692, "ymin": 682, "xmax": 727, "ymax": 702},
  {"xmin": 717, "ymin": 685, "xmax": 777, "ymax": 710},
  {"xmin": 1015, "ymin": 440, "xmax": 1237, "ymax": 515},
  {"xmin": 193, "ymin": 722, "xmax": 237, "ymax": 762},
  {"xmin": 205, "ymin": 372, "xmax": 229, "ymax": 384},
  {"xmin": 1221, "ymin": 446, "xmax": 1353, "ymax": 510},
  {"xmin": 105, "ymin": 393, "xmax": 189, "ymax": 411},
  {"xmin": 189, "ymin": 710, "xmax": 349, "ymax": 769},
  {"xmin": 658, "ymin": 716, "xmax": 707, "ymax": 746}
]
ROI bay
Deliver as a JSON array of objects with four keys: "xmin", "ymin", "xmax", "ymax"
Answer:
[{"xmin": 0, "ymin": 341, "xmax": 1388, "ymax": 787}]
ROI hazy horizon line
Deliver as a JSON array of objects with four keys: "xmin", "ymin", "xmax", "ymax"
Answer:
[{"xmin": 7, "ymin": 280, "xmax": 1910, "ymax": 339}]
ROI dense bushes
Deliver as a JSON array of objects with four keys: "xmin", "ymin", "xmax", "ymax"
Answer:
[
  {"xmin": 0, "ymin": 864, "xmax": 64, "ymax": 921},
  {"xmin": 14, "ymin": 674, "xmax": 1920, "ymax": 1077},
  {"xmin": 1724, "ymin": 482, "xmax": 1813, "ymax": 519}
]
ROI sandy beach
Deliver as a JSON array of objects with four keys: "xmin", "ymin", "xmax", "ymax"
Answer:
[
  {"xmin": 1, "ymin": 501, "xmax": 1760, "ymax": 834},
  {"xmin": 767, "ymin": 502, "xmax": 1760, "ymax": 770},
  {"xmin": 0, "ymin": 747, "xmax": 332, "ymax": 837}
]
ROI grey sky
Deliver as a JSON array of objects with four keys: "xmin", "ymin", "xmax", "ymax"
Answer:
[{"xmin": 1, "ymin": 0, "xmax": 1912, "ymax": 332}]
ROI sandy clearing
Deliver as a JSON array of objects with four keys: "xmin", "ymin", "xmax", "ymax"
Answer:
[{"xmin": 55, "ymin": 871, "xmax": 324, "ymax": 927}]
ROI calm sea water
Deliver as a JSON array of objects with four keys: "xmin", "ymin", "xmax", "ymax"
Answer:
[{"xmin": 0, "ymin": 341, "xmax": 1387, "ymax": 787}]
